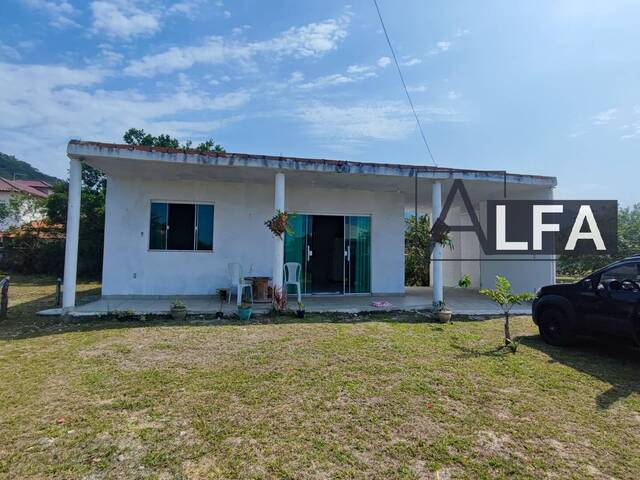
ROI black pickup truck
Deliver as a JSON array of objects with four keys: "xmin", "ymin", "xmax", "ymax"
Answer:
[{"xmin": 532, "ymin": 256, "xmax": 640, "ymax": 346}]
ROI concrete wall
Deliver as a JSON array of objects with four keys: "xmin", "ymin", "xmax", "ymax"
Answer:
[
  {"xmin": 101, "ymin": 175, "xmax": 406, "ymax": 296},
  {"xmin": 478, "ymin": 187, "xmax": 556, "ymax": 293},
  {"xmin": 432, "ymin": 206, "xmax": 482, "ymax": 290},
  {"xmin": 431, "ymin": 188, "xmax": 556, "ymax": 293}
]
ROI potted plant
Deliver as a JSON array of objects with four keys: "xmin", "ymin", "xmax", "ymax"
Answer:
[
  {"xmin": 265, "ymin": 210, "xmax": 294, "ymax": 239},
  {"xmin": 295, "ymin": 301, "xmax": 305, "ymax": 318},
  {"xmin": 215, "ymin": 288, "xmax": 228, "ymax": 319},
  {"xmin": 429, "ymin": 219, "xmax": 454, "ymax": 252},
  {"xmin": 432, "ymin": 301, "xmax": 452, "ymax": 323},
  {"xmin": 458, "ymin": 274, "xmax": 472, "ymax": 289},
  {"xmin": 238, "ymin": 301, "xmax": 252, "ymax": 321},
  {"xmin": 170, "ymin": 299, "xmax": 187, "ymax": 321},
  {"xmin": 272, "ymin": 287, "xmax": 287, "ymax": 314}
]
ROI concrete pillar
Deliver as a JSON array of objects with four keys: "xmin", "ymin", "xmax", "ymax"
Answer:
[
  {"xmin": 272, "ymin": 172, "xmax": 285, "ymax": 292},
  {"xmin": 62, "ymin": 158, "xmax": 82, "ymax": 310},
  {"xmin": 432, "ymin": 181, "xmax": 443, "ymax": 306}
]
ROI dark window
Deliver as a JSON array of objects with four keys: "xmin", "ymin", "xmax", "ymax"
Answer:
[
  {"xmin": 149, "ymin": 202, "xmax": 167, "ymax": 250},
  {"xmin": 149, "ymin": 202, "xmax": 214, "ymax": 251},
  {"xmin": 601, "ymin": 263, "xmax": 640, "ymax": 282},
  {"xmin": 167, "ymin": 203, "xmax": 195, "ymax": 250},
  {"xmin": 196, "ymin": 204, "xmax": 214, "ymax": 250}
]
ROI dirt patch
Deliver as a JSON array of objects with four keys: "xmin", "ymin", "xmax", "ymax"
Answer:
[{"xmin": 474, "ymin": 430, "xmax": 512, "ymax": 457}]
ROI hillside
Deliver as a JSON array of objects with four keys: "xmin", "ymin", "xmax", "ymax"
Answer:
[{"xmin": 0, "ymin": 152, "xmax": 61, "ymax": 184}]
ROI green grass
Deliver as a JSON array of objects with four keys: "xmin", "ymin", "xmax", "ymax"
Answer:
[{"xmin": 0, "ymin": 276, "xmax": 639, "ymax": 479}]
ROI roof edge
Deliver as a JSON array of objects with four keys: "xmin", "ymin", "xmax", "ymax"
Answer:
[{"xmin": 67, "ymin": 140, "xmax": 557, "ymax": 187}]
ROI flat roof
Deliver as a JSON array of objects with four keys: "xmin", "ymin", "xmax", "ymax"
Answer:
[{"xmin": 67, "ymin": 140, "xmax": 557, "ymax": 187}]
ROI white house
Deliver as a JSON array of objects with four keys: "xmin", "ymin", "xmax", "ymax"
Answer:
[
  {"xmin": 61, "ymin": 140, "xmax": 556, "ymax": 311},
  {"xmin": 0, "ymin": 178, "xmax": 52, "ymax": 231}
]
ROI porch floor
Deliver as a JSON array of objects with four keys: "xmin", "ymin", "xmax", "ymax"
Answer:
[{"xmin": 38, "ymin": 287, "xmax": 532, "ymax": 317}]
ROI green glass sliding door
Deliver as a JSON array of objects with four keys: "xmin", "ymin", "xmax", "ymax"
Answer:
[
  {"xmin": 284, "ymin": 214, "xmax": 310, "ymax": 294},
  {"xmin": 285, "ymin": 214, "xmax": 371, "ymax": 295},
  {"xmin": 345, "ymin": 216, "xmax": 371, "ymax": 293}
]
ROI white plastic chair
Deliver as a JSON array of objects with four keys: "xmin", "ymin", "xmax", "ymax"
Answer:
[
  {"xmin": 228, "ymin": 263, "xmax": 253, "ymax": 306},
  {"xmin": 283, "ymin": 262, "xmax": 302, "ymax": 304}
]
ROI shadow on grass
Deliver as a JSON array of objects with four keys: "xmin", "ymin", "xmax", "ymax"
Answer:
[
  {"xmin": 520, "ymin": 334, "xmax": 640, "ymax": 409},
  {"xmin": 451, "ymin": 343, "xmax": 517, "ymax": 359}
]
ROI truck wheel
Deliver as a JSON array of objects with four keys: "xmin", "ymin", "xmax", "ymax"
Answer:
[{"xmin": 539, "ymin": 308, "xmax": 574, "ymax": 346}]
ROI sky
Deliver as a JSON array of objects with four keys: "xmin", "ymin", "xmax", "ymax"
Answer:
[{"xmin": 0, "ymin": 0, "xmax": 639, "ymax": 205}]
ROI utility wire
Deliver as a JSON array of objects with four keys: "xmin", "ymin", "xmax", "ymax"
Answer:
[{"xmin": 372, "ymin": 0, "xmax": 438, "ymax": 167}]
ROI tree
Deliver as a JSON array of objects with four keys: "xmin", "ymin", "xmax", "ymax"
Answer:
[
  {"xmin": 122, "ymin": 128, "xmax": 224, "ymax": 152},
  {"xmin": 45, "ymin": 164, "xmax": 106, "ymax": 277},
  {"xmin": 195, "ymin": 138, "xmax": 224, "ymax": 152},
  {"xmin": 0, "ymin": 193, "xmax": 45, "ymax": 226},
  {"xmin": 405, "ymin": 214, "xmax": 431, "ymax": 286},
  {"xmin": 480, "ymin": 276, "xmax": 534, "ymax": 351},
  {"xmin": 558, "ymin": 203, "xmax": 640, "ymax": 276}
]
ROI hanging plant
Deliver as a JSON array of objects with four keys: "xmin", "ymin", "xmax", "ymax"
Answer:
[
  {"xmin": 429, "ymin": 220, "xmax": 454, "ymax": 251},
  {"xmin": 265, "ymin": 210, "xmax": 294, "ymax": 239}
]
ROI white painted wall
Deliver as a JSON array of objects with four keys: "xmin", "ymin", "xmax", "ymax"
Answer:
[
  {"xmin": 0, "ymin": 191, "xmax": 46, "ymax": 231},
  {"xmin": 478, "ymin": 187, "xmax": 556, "ymax": 293},
  {"xmin": 102, "ymin": 175, "xmax": 406, "ymax": 296},
  {"xmin": 430, "ymin": 188, "xmax": 556, "ymax": 293}
]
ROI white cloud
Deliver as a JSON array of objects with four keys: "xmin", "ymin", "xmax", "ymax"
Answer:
[
  {"xmin": 124, "ymin": 15, "xmax": 350, "ymax": 77},
  {"xmin": 96, "ymin": 43, "xmax": 124, "ymax": 66},
  {"xmin": 297, "ymin": 64, "xmax": 376, "ymax": 90},
  {"xmin": 90, "ymin": 1, "xmax": 161, "ymax": 40},
  {"xmin": 346, "ymin": 64, "xmax": 373, "ymax": 74},
  {"xmin": 293, "ymin": 101, "xmax": 462, "ymax": 144},
  {"xmin": 401, "ymin": 57, "xmax": 421, "ymax": 66},
  {"xmin": 299, "ymin": 73, "xmax": 354, "ymax": 90},
  {"xmin": 20, "ymin": 0, "xmax": 79, "ymax": 28},
  {"xmin": 0, "ymin": 62, "xmax": 249, "ymax": 175},
  {"xmin": 288, "ymin": 71, "xmax": 304, "ymax": 83},
  {"xmin": 167, "ymin": 0, "xmax": 206, "ymax": 17},
  {"xmin": 428, "ymin": 29, "xmax": 470, "ymax": 56},
  {"xmin": 407, "ymin": 84, "xmax": 428, "ymax": 93},
  {"xmin": 223, "ymin": 10, "xmax": 231, "ymax": 18},
  {"xmin": 592, "ymin": 108, "xmax": 617, "ymax": 125},
  {"xmin": 430, "ymin": 41, "xmax": 450, "ymax": 55},
  {"xmin": 620, "ymin": 106, "xmax": 640, "ymax": 139},
  {"xmin": 0, "ymin": 42, "xmax": 21, "ymax": 61},
  {"xmin": 377, "ymin": 56, "xmax": 391, "ymax": 68},
  {"xmin": 295, "ymin": 101, "xmax": 415, "ymax": 141},
  {"xmin": 448, "ymin": 90, "xmax": 461, "ymax": 100}
]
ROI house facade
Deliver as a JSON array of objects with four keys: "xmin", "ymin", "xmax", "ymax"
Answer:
[
  {"xmin": 61, "ymin": 140, "xmax": 557, "ymax": 310},
  {"xmin": 0, "ymin": 178, "xmax": 52, "ymax": 230}
]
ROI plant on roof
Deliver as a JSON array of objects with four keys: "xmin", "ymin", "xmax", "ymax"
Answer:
[
  {"xmin": 480, "ymin": 275, "xmax": 535, "ymax": 352},
  {"xmin": 265, "ymin": 210, "xmax": 294, "ymax": 239},
  {"xmin": 123, "ymin": 128, "xmax": 224, "ymax": 152},
  {"xmin": 170, "ymin": 299, "xmax": 186, "ymax": 310}
]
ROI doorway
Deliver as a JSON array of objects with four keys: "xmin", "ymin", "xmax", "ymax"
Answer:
[
  {"xmin": 310, "ymin": 215, "xmax": 344, "ymax": 293},
  {"xmin": 284, "ymin": 214, "xmax": 371, "ymax": 295}
]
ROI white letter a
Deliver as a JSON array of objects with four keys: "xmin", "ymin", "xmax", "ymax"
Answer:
[{"xmin": 565, "ymin": 205, "xmax": 606, "ymax": 251}]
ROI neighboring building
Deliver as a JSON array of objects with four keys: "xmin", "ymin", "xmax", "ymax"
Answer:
[
  {"xmin": 60, "ymin": 140, "xmax": 556, "ymax": 310},
  {"xmin": 0, "ymin": 178, "xmax": 52, "ymax": 231}
]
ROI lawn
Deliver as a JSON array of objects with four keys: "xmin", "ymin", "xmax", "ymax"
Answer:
[{"xmin": 1, "ymin": 276, "xmax": 639, "ymax": 479}]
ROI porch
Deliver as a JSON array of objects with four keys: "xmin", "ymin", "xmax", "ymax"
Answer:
[{"xmin": 38, "ymin": 287, "xmax": 532, "ymax": 317}]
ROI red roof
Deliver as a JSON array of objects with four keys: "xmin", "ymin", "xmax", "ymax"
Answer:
[
  {"xmin": 0, "ymin": 178, "xmax": 50, "ymax": 198},
  {"xmin": 1, "ymin": 220, "xmax": 64, "ymax": 239}
]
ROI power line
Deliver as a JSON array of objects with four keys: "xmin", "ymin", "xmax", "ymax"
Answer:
[{"xmin": 372, "ymin": 0, "xmax": 438, "ymax": 167}]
